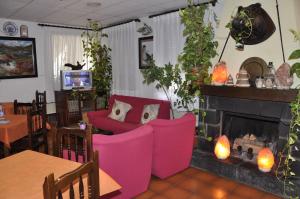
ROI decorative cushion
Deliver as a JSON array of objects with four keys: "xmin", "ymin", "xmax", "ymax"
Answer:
[
  {"xmin": 141, "ymin": 104, "xmax": 160, "ymax": 124},
  {"xmin": 108, "ymin": 100, "xmax": 132, "ymax": 122}
]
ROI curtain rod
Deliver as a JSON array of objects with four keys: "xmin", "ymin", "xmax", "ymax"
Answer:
[
  {"xmin": 38, "ymin": 19, "xmax": 140, "ymax": 31},
  {"xmin": 149, "ymin": 0, "xmax": 217, "ymax": 18}
]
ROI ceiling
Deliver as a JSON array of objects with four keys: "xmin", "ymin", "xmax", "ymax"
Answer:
[{"xmin": 0, "ymin": 0, "xmax": 208, "ymax": 27}]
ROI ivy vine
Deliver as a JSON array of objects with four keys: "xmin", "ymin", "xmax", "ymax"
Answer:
[{"xmin": 276, "ymin": 30, "xmax": 300, "ymax": 199}]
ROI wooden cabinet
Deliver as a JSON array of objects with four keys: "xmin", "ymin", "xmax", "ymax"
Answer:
[{"xmin": 55, "ymin": 89, "xmax": 96, "ymax": 127}]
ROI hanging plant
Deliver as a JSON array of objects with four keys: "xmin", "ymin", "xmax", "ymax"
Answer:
[
  {"xmin": 226, "ymin": 3, "xmax": 276, "ymax": 46},
  {"xmin": 226, "ymin": 8, "xmax": 253, "ymax": 45},
  {"xmin": 289, "ymin": 30, "xmax": 300, "ymax": 78},
  {"xmin": 276, "ymin": 30, "xmax": 300, "ymax": 199},
  {"xmin": 176, "ymin": 0, "xmax": 218, "ymax": 141}
]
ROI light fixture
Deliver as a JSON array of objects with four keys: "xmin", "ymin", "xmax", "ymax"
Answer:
[
  {"xmin": 257, "ymin": 148, "xmax": 274, "ymax": 172},
  {"xmin": 211, "ymin": 61, "xmax": 228, "ymax": 86},
  {"xmin": 214, "ymin": 135, "xmax": 231, "ymax": 160}
]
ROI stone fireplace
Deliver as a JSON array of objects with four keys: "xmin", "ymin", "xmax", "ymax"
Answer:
[{"xmin": 192, "ymin": 85, "xmax": 300, "ymax": 196}]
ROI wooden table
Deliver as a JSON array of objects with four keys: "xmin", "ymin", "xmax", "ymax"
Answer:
[
  {"xmin": 0, "ymin": 150, "xmax": 121, "ymax": 198},
  {"xmin": 0, "ymin": 114, "xmax": 28, "ymax": 148}
]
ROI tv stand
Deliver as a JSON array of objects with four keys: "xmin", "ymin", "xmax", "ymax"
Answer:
[{"xmin": 55, "ymin": 89, "xmax": 96, "ymax": 127}]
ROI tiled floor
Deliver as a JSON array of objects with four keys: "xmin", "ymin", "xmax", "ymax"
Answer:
[{"xmin": 136, "ymin": 167, "xmax": 282, "ymax": 199}]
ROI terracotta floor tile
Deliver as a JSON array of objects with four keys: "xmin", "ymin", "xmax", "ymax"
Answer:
[
  {"xmin": 149, "ymin": 194, "xmax": 169, "ymax": 199},
  {"xmin": 232, "ymin": 184, "xmax": 265, "ymax": 199},
  {"xmin": 193, "ymin": 170, "xmax": 218, "ymax": 184},
  {"xmin": 177, "ymin": 177, "xmax": 208, "ymax": 193},
  {"xmin": 135, "ymin": 190, "xmax": 155, "ymax": 199},
  {"xmin": 148, "ymin": 179, "xmax": 172, "ymax": 193},
  {"xmin": 197, "ymin": 186, "xmax": 229, "ymax": 199},
  {"xmin": 261, "ymin": 194, "xmax": 283, "ymax": 199},
  {"xmin": 211, "ymin": 178, "xmax": 239, "ymax": 192},
  {"xmin": 182, "ymin": 167, "xmax": 202, "ymax": 177},
  {"xmin": 165, "ymin": 173, "xmax": 189, "ymax": 185},
  {"xmin": 162, "ymin": 186, "xmax": 192, "ymax": 199}
]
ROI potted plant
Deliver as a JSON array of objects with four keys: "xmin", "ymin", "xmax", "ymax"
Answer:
[
  {"xmin": 82, "ymin": 20, "xmax": 112, "ymax": 107},
  {"xmin": 177, "ymin": 0, "xmax": 218, "ymax": 144},
  {"xmin": 276, "ymin": 30, "xmax": 300, "ymax": 198},
  {"xmin": 226, "ymin": 8, "xmax": 253, "ymax": 49},
  {"xmin": 141, "ymin": 59, "xmax": 182, "ymax": 119}
]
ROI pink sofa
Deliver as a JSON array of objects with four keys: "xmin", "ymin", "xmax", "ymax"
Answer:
[
  {"xmin": 87, "ymin": 95, "xmax": 170, "ymax": 134},
  {"xmin": 148, "ymin": 113, "xmax": 196, "ymax": 179},
  {"xmin": 93, "ymin": 125, "xmax": 154, "ymax": 199}
]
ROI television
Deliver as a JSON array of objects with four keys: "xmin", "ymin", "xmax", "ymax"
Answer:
[{"xmin": 61, "ymin": 70, "xmax": 92, "ymax": 90}]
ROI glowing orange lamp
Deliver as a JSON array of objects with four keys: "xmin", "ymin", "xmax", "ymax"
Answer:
[
  {"xmin": 257, "ymin": 148, "xmax": 275, "ymax": 172},
  {"xmin": 214, "ymin": 135, "xmax": 231, "ymax": 160},
  {"xmin": 212, "ymin": 61, "xmax": 228, "ymax": 85}
]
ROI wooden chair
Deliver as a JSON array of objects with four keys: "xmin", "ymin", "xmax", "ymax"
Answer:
[
  {"xmin": 27, "ymin": 108, "xmax": 48, "ymax": 153},
  {"xmin": 14, "ymin": 99, "xmax": 36, "ymax": 114},
  {"xmin": 36, "ymin": 90, "xmax": 47, "ymax": 112},
  {"xmin": 43, "ymin": 151, "xmax": 99, "ymax": 199},
  {"xmin": 56, "ymin": 125, "xmax": 92, "ymax": 163},
  {"xmin": 10, "ymin": 106, "xmax": 48, "ymax": 154}
]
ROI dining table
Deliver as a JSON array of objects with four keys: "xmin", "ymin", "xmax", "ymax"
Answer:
[
  {"xmin": 0, "ymin": 114, "xmax": 28, "ymax": 148},
  {"xmin": 0, "ymin": 150, "xmax": 121, "ymax": 198}
]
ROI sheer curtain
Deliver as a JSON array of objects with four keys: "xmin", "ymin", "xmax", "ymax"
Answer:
[
  {"xmin": 152, "ymin": 11, "xmax": 186, "ymax": 101},
  {"xmin": 103, "ymin": 22, "xmax": 140, "ymax": 96},
  {"xmin": 153, "ymin": 12, "xmax": 185, "ymax": 67},
  {"xmin": 44, "ymin": 28, "xmax": 85, "ymax": 101}
]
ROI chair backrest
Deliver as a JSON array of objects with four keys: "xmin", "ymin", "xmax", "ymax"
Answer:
[
  {"xmin": 27, "ymin": 107, "xmax": 48, "ymax": 153},
  {"xmin": 56, "ymin": 125, "xmax": 93, "ymax": 163},
  {"xmin": 14, "ymin": 99, "xmax": 36, "ymax": 115},
  {"xmin": 36, "ymin": 90, "xmax": 47, "ymax": 112},
  {"xmin": 43, "ymin": 151, "xmax": 99, "ymax": 199}
]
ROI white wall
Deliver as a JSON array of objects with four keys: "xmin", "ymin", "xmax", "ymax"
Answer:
[
  {"xmin": 212, "ymin": 0, "xmax": 300, "ymax": 86},
  {"xmin": 0, "ymin": 18, "xmax": 47, "ymax": 102},
  {"xmin": 0, "ymin": 0, "xmax": 299, "ymax": 110}
]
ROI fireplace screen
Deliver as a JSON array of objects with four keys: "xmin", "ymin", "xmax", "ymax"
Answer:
[{"xmin": 222, "ymin": 112, "xmax": 279, "ymax": 163}]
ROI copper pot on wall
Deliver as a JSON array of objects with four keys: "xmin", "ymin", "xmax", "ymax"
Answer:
[{"xmin": 230, "ymin": 3, "xmax": 276, "ymax": 45}]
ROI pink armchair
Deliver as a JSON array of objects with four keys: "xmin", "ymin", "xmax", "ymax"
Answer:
[
  {"xmin": 148, "ymin": 113, "xmax": 196, "ymax": 179},
  {"xmin": 93, "ymin": 125, "xmax": 153, "ymax": 199}
]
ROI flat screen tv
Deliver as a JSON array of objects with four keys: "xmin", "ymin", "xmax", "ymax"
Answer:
[{"xmin": 61, "ymin": 70, "xmax": 92, "ymax": 90}]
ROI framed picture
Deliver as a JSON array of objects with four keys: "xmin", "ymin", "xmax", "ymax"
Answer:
[
  {"xmin": 139, "ymin": 36, "xmax": 153, "ymax": 69},
  {"xmin": 0, "ymin": 36, "xmax": 37, "ymax": 79}
]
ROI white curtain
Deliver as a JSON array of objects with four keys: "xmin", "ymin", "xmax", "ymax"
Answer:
[
  {"xmin": 153, "ymin": 12, "xmax": 185, "ymax": 67},
  {"xmin": 152, "ymin": 11, "xmax": 186, "ymax": 101},
  {"xmin": 44, "ymin": 28, "xmax": 85, "ymax": 102},
  {"xmin": 103, "ymin": 22, "xmax": 140, "ymax": 96}
]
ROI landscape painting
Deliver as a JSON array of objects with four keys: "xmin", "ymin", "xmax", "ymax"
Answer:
[{"xmin": 0, "ymin": 37, "xmax": 37, "ymax": 79}]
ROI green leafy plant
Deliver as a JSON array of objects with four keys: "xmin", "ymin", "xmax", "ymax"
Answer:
[
  {"xmin": 82, "ymin": 20, "xmax": 112, "ymax": 101},
  {"xmin": 225, "ymin": 8, "xmax": 253, "ymax": 45},
  {"xmin": 289, "ymin": 30, "xmax": 300, "ymax": 78},
  {"xmin": 141, "ymin": 59, "xmax": 182, "ymax": 119},
  {"xmin": 177, "ymin": 0, "xmax": 218, "ymax": 140},
  {"xmin": 276, "ymin": 30, "xmax": 300, "ymax": 199}
]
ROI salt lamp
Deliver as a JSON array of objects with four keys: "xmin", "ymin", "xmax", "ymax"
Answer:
[
  {"xmin": 257, "ymin": 148, "xmax": 274, "ymax": 172},
  {"xmin": 212, "ymin": 61, "xmax": 228, "ymax": 85},
  {"xmin": 214, "ymin": 135, "xmax": 230, "ymax": 160}
]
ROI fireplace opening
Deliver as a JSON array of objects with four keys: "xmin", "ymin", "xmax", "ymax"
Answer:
[{"xmin": 222, "ymin": 112, "xmax": 279, "ymax": 164}]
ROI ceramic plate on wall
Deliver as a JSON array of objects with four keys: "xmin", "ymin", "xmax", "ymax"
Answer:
[
  {"xmin": 240, "ymin": 57, "xmax": 268, "ymax": 87},
  {"xmin": 3, "ymin": 21, "xmax": 18, "ymax": 36}
]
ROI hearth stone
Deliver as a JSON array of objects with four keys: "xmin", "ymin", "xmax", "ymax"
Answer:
[{"xmin": 192, "ymin": 149, "xmax": 300, "ymax": 197}]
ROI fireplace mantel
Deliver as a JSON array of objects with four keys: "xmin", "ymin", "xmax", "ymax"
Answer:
[{"xmin": 201, "ymin": 85, "xmax": 298, "ymax": 103}]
